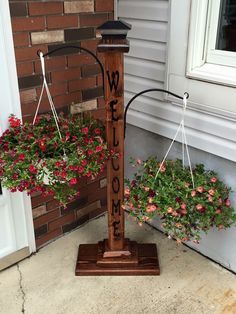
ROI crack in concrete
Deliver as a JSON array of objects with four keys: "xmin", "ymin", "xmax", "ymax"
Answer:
[{"xmin": 17, "ymin": 264, "xmax": 26, "ymax": 314}]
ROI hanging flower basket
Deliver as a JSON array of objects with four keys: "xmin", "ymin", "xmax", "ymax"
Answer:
[
  {"xmin": 124, "ymin": 157, "xmax": 236, "ymax": 243},
  {"xmin": 0, "ymin": 114, "xmax": 115, "ymax": 205}
]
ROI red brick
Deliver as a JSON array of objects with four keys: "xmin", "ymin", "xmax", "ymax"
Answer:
[
  {"xmin": 34, "ymin": 209, "xmax": 60, "ymax": 229},
  {"xmin": 91, "ymin": 108, "xmax": 105, "ymax": 121},
  {"xmin": 31, "ymin": 193, "xmax": 54, "ymax": 208},
  {"xmin": 13, "ymin": 33, "xmax": 29, "ymax": 47},
  {"xmin": 15, "ymin": 45, "xmax": 47, "ymax": 62},
  {"xmin": 12, "ymin": 17, "xmax": 45, "ymax": 32},
  {"xmin": 51, "ymin": 68, "xmax": 81, "ymax": 83},
  {"xmin": 36, "ymin": 82, "xmax": 68, "ymax": 98},
  {"xmin": 20, "ymin": 88, "xmax": 37, "ymax": 104},
  {"xmin": 32, "ymin": 205, "xmax": 47, "ymax": 219},
  {"xmin": 34, "ymin": 56, "xmax": 66, "ymax": 73},
  {"xmin": 68, "ymin": 77, "xmax": 96, "ymax": 92},
  {"xmin": 80, "ymin": 13, "xmax": 108, "ymax": 27},
  {"xmin": 81, "ymin": 39, "xmax": 99, "ymax": 53},
  {"xmin": 95, "ymin": 0, "xmax": 114, "ymax": 12},
  {"xmin": 47, "ymin": 15, "xmax": 78, "ymax": 29},
  {"xmin": 36, "ymin": 228, "xmax": 62, "ymax": 248},
  {"xmin": 97, "ymin": 74, "xmax": 103, "ymax": 86},
  {"xmin": 53, "ymin": 91, "xmax": 82, "ymax": 107},
  {"xmin": 48, "ymin": 212, "xmax": 75, "ymax": 231},
  {"xmin": 29, "ymin": 2, "xmax": 63, "ymax": 16},
  {"xmin": 46, "ymin": 199, "xmax": 61, "ymax": 212},
  {"xmin": 67, "ymin": 53, "xmax": 94, "ymax": 67},
  {"xmin": 16, "ymin": 62, "xmax": 34, "ymax": 77}
]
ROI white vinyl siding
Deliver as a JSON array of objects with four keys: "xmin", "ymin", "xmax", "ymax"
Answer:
[{"xmin": 118, "ymin": 0, "xmax": 169, "ymax": 117}]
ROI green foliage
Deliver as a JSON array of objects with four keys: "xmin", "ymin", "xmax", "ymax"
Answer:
[
  {"xmin": 125, "ymin": 157, "xmax": 236, "ymax": 243},
  {"xmin": 0, "ymin": 114, "xmax": 113, "ymax": 205}
]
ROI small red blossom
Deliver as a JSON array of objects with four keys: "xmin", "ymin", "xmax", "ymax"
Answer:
[
  {"xmin": 87, "ymin": 149, "xmax": 93, "ymax": 156},
  {"xmin": 69, "ymin": 178, "xmax": 77, "ymax": 185},
  {"xmin": 82, "ymin": 127, "xmax": 89, "ymax": 135},
  {"xmin": 94, "ymin": 128, "xmax": 101, "ymax": 135},
  {"xmin": 95, "ymin": 146, "xmax": 103, "ymax": 153},
  {"xmin": 29, "ymin": 164, "xmax": 37, "ymax": 174},
  {"xmin": 18, "ymin": 153, "xmax": 25, "ymax": 161},
  {"xmin": 78, "ymin": 166, "xmax": 84, "ymax": 173},
  {"xmin": 8, "ymin": 116, "xmax": 21, "ymax": 128},
  {"xmin": 81, "ymin": 159, "xmax": 87, "ymax": 166}
]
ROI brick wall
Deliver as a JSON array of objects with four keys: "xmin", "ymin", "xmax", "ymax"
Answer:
[{"xmin": 9, "ymin": 0, "xmax": 114, "ymax": 248}]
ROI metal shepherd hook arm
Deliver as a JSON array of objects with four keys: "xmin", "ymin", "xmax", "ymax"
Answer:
[
  {"xmin": 37, "ymin": 46, "xmax": 105, "ymax": 95},
  {"xmin": 124, "ymin": 89, "xmax": 189, "ymax": 138}
]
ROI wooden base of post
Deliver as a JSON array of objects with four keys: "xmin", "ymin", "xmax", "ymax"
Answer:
[{"xmin": 75, "ymin": 239, "xmax": 160, "ymax": 276}]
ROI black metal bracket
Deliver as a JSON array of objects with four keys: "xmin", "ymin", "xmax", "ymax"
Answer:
[
  {"xmin": 124, "ymin": 89, "xmax": 189, "ymax": 138},
  {"xmin": 37, "ymin": 46, "xmax": 105, "ymax": 95}
]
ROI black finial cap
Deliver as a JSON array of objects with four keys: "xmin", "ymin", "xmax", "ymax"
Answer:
[{"xmin": 97, "ymin": 20, "xmax": 132, "ymax": 37}]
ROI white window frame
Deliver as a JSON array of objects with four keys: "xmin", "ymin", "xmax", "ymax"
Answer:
[
  {"xmin": 166, "ymin": 0, "xmax": 236, "ymax": 162},
  {"xmin": 186, "ymin": 0, "xmax": 236, "ymax": 87},
  {"xmin": 207, "ymin": 0, "xmax": 236, "ymax": 68}
]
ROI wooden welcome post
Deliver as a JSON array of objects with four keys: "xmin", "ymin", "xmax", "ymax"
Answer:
[{"xmin": 75, "ymin": 20, "xmax": 160, "ymax": 276}]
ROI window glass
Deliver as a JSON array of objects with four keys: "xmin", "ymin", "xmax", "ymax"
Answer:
[{"xmin": 216, "ymin": 0, "xmax": 236, "ymax": 51}]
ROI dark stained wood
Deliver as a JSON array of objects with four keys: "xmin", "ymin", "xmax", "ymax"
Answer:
[
  {"xmin": 75, "ymin": 240, "xmax": 160, "ymax": 276},
  {"xmin": 75, "ymin": 21, "xmax": 160, "ymax": 276}
]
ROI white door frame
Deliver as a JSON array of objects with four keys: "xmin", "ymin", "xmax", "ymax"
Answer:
[{"xmin": 0, "ymin": 0, "xmax": 36, "ymax": 256}]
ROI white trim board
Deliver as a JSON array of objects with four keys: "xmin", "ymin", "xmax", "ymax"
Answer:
[{"xmin": 0, "ymin": 0, "xmax": 35, "ymax": 254}]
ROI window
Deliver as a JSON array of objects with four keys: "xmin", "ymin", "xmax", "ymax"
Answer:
[
  {"xmin": 167, "ymin": 0, "xmax": 236, "ymax": 162},
  {"xmin": 207, "ymin": 0, "xmax": 236, "ymax": 67},
  {"xmin": 186, "ymin": 0, "xmax": 236, "ymax": 86}
]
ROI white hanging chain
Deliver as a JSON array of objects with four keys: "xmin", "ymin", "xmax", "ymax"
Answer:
[
  {"xmin": 154, "ymin": 93, "xmax": 195, "ymax": 188},
  {"xmin": 33, "ymin": 52, "xmax": 66, "ymax": 157}
]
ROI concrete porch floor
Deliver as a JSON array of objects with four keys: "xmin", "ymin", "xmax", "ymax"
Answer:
[{"xmin": 0, "ymin": 214, "xmax": 236, "ymax": 314}]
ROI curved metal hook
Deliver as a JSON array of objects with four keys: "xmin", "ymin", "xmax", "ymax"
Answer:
[
  {"xmin": 124, "ymin": 89, "xmax": 190, "ymax": 138},
  {"xmin": 37, "ymin": 46, "xmax": 105, "ymax": 94}
]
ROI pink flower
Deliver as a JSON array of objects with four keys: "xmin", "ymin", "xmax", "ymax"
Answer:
[
  {"xmin": 167, "ymin": 207, "xmax": 174, "ymax": 214},
  {"xmin": 191, "ymin": 190, "xmax": 196, "ymax": 197},
  {"xmin": 124, "ymin": 188, "xmax": 130, "ymax": 197},
  {"xmin": 208, "ymin": 189, "xmax": 215, "ymax": 196},
  {"xmin": 144, "ymin": 187, "xmax": 150, "ymax": 192},
  {"xmin": 181, "ymin": 203, "xmax": 186, "ymax": 210},
  {"xmin": 208, "ymin": 195, "xmax": 213, "ymax": 202},
  {"xmin": 136, "ymin": 159, "xmax": 142, "ymax": 165},
  {"xmin": 69, "ymin": 178, "xmax": 77, "ymax": 185},
  {"xmin": 196, "ymin": 204, "xmax": 203, "ymax": 210},
  {"xmin": 211, "ymin": 177, "xmax": 217, "ymax": 183},
  {"xmin": 86, "ymin": 172, "xmax": 92, "ymax": 177},
  {"xmin": 225, "ymin": 199, "xmax": 231, "ymax": 207},
  {"xmin": 160, "ymin": 164, "xmax": 166, "ymax": 173},
  {"xmin": 196, "ymin": 186, "xmax": 204, "ymax": 193},
  {"xmin": 215, "ymin": 208, "xmax": 221, "ymax": 214},
  {"xmin": 146, "ymin": 205, "xmax": 157, "ymax": 212},
  {"xmin": 82, "ymin": 127, "xmax": 89, "ymax": 135},
  {"xmin": 181, "ymin": 209, "xmax": 187, "ymax": 215}
]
